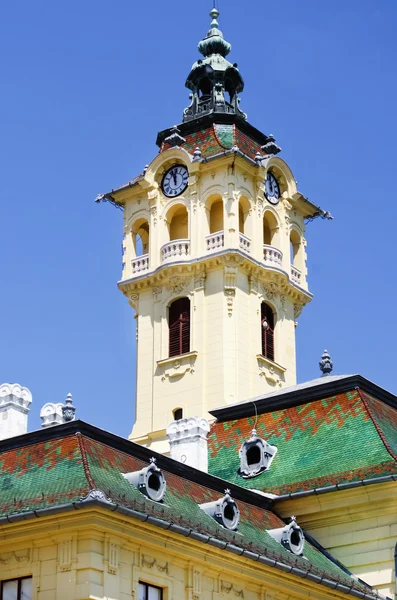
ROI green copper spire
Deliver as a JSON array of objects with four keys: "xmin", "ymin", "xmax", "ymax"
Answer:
[
  {"xmin": 183, "ymin": 7, "xmax": 246, "ymax": 122},
  {"xmin": 198, "ymin": 8, "xmax": 231, "ymax": 58}
]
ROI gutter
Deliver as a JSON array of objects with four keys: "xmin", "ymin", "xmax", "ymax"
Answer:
[
  {"xmin": 274, "ymin": 474, "xmax": 397, "ymax": 502},
  {"xmin": 0, "ymin": 494, "xmax": 389, "ymax": 600}
]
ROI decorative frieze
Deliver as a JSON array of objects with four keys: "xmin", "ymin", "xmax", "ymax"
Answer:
[
  {"xmin": 141, "ymin": 554, "xmax": 169, "ymax": 574},
  {"xmin": 152, "ymin": 286, "xmax": 163, "ymax": 301},
  {"xmin": 224, "ymin": 266, "xmax": 237, "ymax": 317},
  {"xmin": 129, "ymin": 294, "xmax": 139, "ymax": 313},
  {"xmin": 220, "ymin": 580, "xmax": 244, "ymax": 598},
  {"xmin": 0, "ymin": 549, "xmax": 31, "ymax": 566},
  {"xmin": 166, "ymin": 275, "xmax": 192, "ymax": 294},
  {"xmin": 105, "ymin": 539, "xmax": 120, "ymax": 575}
]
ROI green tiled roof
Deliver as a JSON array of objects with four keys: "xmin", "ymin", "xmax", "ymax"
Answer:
[
  {"xmin": 0, "ymin": 424, "xmax": 380, "ymax": 598},
  {"xmin": 161, "ymin": 122, "xmax": 262, "ymax": 160},
  {"xmin": 208, "ymin": 390, "xmax": 397, "ymax": 495}
]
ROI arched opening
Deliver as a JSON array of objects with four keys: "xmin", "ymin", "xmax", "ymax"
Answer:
[
  {"xmin": 173, "ymin": 408, "xmax": 183, "ymax": 421},
  {"xmin": 290, "ymin": 230, "xmax": 300, "ymax": 266},
  {"xmin": 169, "ymin": 298, "xmax": 190, "ymax": 357},
  {"xmin": 261, "ymin": 303, "xmax": 275, "ymax": 362},
  {"xmin": 239, "ymin": 196, "xmax": 252, "ymax": 253},
  {"xmin": 168, "ymin": 205, "xmax": 189, "ymax": 241},
  {"xmin": 246, "ymin": 445, "xmax": 261, "ymax": 467},
  {"xmin": 263, "ymin": 211, "xmax": 278, "ymax": 246},
  {"xmin": 239, "ymin": 202, "xmax": 245, "ymax": 234},
  {"xmin": 209, "ymin": 199, "xmax": 224, "ymax": 234},
  {"xmin": 132, "ymin": 219, "xmax": 150, "ymax": 257}
]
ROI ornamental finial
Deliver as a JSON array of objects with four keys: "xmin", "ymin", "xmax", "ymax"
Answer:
[
  {"xmin": 319, "ymin": 350, "xmax": 333, "ymax": 376},
  {"xmin": 209, "ymin": 7, "xmax": 220, "ymax": 29},
  {"xmin": 61, "ymin": 392, "xmax": 76, "ymax": 422}
]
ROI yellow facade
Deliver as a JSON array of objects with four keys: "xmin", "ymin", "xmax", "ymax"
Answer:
[
  {"xmin": 276, "ymin": 482, "xmax": 397, "ymax": 599},
  {"xmin": 117, "ymin": 149, "xmax": 314, "ymax": 452},
  {"xmin": 0, "ymin": 507, "xmax": 375, "ymax": 600}
]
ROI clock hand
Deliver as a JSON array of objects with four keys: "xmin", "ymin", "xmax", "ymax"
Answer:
[{"xmin": 172, "ymin": 170, "xmax": 177, "ymax": 186}]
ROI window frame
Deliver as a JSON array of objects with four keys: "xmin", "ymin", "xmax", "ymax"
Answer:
[
  {"xmin": 168, "ymin": 297, "xmax": 191, "ymax": 358},
  {"xmin": 261, "ymin": 302, "xmax": 275, "ymax": 362},
  {"xmin": 1, "ymin": 576, "xmax": 32, "ymax": 600},
  {"xmin": 139, "ymin": 581, "xmax": 163, "ymax": 600}
]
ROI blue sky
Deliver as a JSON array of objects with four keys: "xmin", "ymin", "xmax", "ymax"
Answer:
[{"xmin": 1, "ymin": 0, "xmax": 396, "ymax": 436}]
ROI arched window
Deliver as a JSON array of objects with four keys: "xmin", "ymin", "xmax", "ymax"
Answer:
[
  {"xmin": 261, "ymin": 303, "xmax": 275, "ymax": 362},
  {"xmin": 239, "ymin": 202, "xmax": 245, "ymax": 234},
  {"xmin": 132, "ymin": 219, "xmax": 150, "ymax": 257},
  {"xmin": 263, "ymin": 211, "xmax": 278, "ymax": 246},
  {"xmin": 290, "ymin": 230, "xmax": 301, "ymax": 266},
  {"xmin": 173, "ymin": 408, "xmax": 183, "ymax": 421},
  {"xmin": 169, "ymin": 205, "xmax": 188, "ymax": 241},
  {"xmin": 169, "ymin": 298, "xmax": 190, "ymax": 357},
  {"xmin": 209, "ymin": 199, "xmax": 224, "ymax": 234}
]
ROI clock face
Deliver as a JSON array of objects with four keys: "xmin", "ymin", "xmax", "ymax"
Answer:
[
  {"xmin": 161, "ymin": 165, "xmax": 189, "ymax": 198},
  {"xmin": 264, "ymin": 172, "xmax": 280, "ymax": 205}
]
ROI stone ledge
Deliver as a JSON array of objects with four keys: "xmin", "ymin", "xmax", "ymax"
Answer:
[
  {"xmin": 256, "ymin": 355, "xmax": 286, "ymax": 387},
  {"xmin": 157, "ymin": 351, "xmax": 198, "ymax": 381}
]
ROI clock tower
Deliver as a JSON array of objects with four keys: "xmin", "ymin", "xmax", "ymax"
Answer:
[{"xmin": 98, "ymin": 9, "xmax": 330, "ymax": 452}]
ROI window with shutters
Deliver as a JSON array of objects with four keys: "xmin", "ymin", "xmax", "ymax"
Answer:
[
  {"xmin": 169, "ymin": 298, "xmax": 190, "ymax": 357},
  {"xmin": 261, "ymin": 303, "xmax": 275, "ymax": 362},
  {"xmin": 1, "ymin": 577, "xmax": 32, "ymax": 600}
]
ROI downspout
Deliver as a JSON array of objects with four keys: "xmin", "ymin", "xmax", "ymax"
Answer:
[{"xmin": 394, "ymin": 543, "xmax": 397, "ymax": 597}]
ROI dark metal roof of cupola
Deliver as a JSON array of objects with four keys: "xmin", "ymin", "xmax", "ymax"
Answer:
[{"xmin": 183, "ymin": 8, "xmax": 246, "ymax": 123}]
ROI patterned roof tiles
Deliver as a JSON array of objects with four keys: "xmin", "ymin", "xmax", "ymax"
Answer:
[
  {"xmin": 208, "ymin": 389, "xmax": 397, "ymax": 495},
  {"xmin": 0, "ymin": 423, "xmax": 380, "ymax": 597}
]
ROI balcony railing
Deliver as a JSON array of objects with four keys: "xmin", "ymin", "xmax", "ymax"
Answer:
[
  {"xmin": 206, "ymin": 231, "xmax": 224, "ymax": 252},
  {"xmin": 131, "ymin": 254, "xmax": 149, "ymax": 275},
  {"xmin": 161, "ymin": 239, "xmax": 190, "ymax": 262},
  {"xmin": 239, "ymin": 233, "xmax": 251, "ymax": 254},
  {"xmin": 263, "ymin": 245, "xmax": 283, "ymax": 267},
  {"xmin": 291, "ymin": 265, "xmax": 302, "ymax": 285}
]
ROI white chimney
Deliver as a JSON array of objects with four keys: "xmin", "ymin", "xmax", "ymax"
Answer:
[
  {"xmin": 166, "ymin": 417, "xmax": 210, "ymax": 472},
  {"xmin": 0, "ymin": 383, "xmax": 32, "ymax": 440},
  {"xmin": 40, "ymin": 402, "xmax": 64, "ymax": 428}
]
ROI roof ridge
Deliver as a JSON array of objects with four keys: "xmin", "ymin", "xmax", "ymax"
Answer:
[
  {"xmin": 76, "ymin": 432, "xmax": 96, "ymax": 489},
  {"xmin": 357, "ymin": 389, "xmax": 397, "ymax": 462}
]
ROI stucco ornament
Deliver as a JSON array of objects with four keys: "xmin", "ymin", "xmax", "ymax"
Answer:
[{"xmin": 166, "ymin": 276, "xmax": 192, "ymax": 294}]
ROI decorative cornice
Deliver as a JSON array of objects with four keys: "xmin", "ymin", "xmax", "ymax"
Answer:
[{"xmin": 118, "ymin": 250, "xmax": 312, "ymax": 307}]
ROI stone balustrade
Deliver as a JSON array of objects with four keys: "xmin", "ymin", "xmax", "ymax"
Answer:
[
  {"xmin": 206, "ymin": 231, "xmax": 224, "ymax": 252},
  {"xmin": 263, "ymin": 245, "xmax": 283, "ymax": 267},
  {"xmin": 131, "ymin": 254, "xmax": 149, "ymax": 275},
  {"xmin": 291, "ymin": 265, "xmax": 302, "ymax": 285},
  {"xmin": 239, "ymin": 233, "xmax": 251, "ymax": 254},
  {"xmin": 161, "ymin": 239, "xmax": 191, "ymax": 262}
]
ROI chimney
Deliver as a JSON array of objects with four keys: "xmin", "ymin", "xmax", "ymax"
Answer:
[
  {"xmin": 166, "ymin": 417, "xmax": 210, "ymax": 472},
  {"xmin": 0, "ymin": 383, "xmax": 32, "ymax": 440}
]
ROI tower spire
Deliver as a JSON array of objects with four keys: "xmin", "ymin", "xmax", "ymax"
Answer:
[{"xmin": 183, "ymin": 7, "xmax": 245, "ymax": 122}]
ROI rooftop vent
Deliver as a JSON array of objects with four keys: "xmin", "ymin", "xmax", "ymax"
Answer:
[
  {"xmin": 239, "ymin": 429, "xmax": 277, "ymax": 478},
  {"xmin": 200, "ymin": 490, "xmax": 240, "ymax": 531},
  {"xmin": 268, "ymin": 517, "xmax": 305, "ymax": 556},
  {"xmin": 123, "ymin": 458, "xmax": 166, "ymax": 502}
]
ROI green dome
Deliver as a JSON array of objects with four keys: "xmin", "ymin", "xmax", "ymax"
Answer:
[{"xmin": 198, "ymin": 9, "xmax": 231, "ymax": 57}]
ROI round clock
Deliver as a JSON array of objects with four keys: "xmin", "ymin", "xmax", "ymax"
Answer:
[
  {"xmin": 161, "ymin": 165, "xmax": 189, "ymax": 198},
  {"xmin": 264, "ymin": 172, "xmax": 280, "ymax": 205}
]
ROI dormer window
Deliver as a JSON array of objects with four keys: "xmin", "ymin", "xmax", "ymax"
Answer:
[
  {"xmin": 239, "ymin": 429, "xmax": 277, "ymax": 478},
  {"xmin": 268, "ymin": 518, "xmax": 305, "ymax": 556},
  {"xmin": 199, "ymin": 491, "xmax": 240, "ymax": 531},
  {"xmin": 123, "ymin": 458, "xmax": 166, "ymax": 502}
]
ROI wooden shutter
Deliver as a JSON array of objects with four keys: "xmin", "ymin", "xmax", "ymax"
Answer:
[
  {"xmin": 261, "ymin": 303, "xmax": 275, "ymax": 362},
  {"xmin": 169, "ymin": 298, "xmax": 190, "ymax": 357}
]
